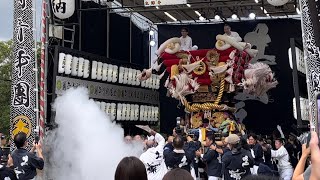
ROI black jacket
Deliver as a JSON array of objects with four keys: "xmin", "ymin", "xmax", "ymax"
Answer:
[
  {"xmin": 11, "ymin": 148, "xmax": 44, "ymax": 180},
  {"xmin": 0, "ymin": 165, "xmax": 17, "ymax": 180},
  {"xmin": 251, "ymin": 143, "xmax": 264, "ymax": 166},
  {"xmin": 164, "ymin": 148, "xmax": 194, "ymax": 172},
  {"xmin": 202, "ymin": 147, "xmax": 222, "ymax": 177},
  {"xmin": 222, "ymin": 148, "xmax": 254, "ymax": 180}
]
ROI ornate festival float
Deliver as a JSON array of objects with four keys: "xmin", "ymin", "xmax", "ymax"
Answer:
[{"xmin": 139, "ymin": 34, "xmax": 279, "ymax": 141}]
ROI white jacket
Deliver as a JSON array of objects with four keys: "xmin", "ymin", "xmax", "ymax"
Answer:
[
  {"xmin": 224, "ymin": 31, "xmax": 242, "ymax": 42},
  {"xmin": 271, "ymin": 146, "xmax": 293, "ymax": 170},
  {"xmin": 180, "ymin": 36, "xmax": 193, "ymax": 51},
  {"xmin": 140, "ymin": 133, "xmax": 168, "ymax": 180}
]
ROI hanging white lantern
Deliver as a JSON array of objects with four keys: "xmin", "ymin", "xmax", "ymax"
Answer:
[
  {"xmin": 105, "ymin": 103, "xmax": 111, "ymax": 117},
  {"xmin": 131, "ymin": 69, "xmax": 137, "ymax": 86},
  {"xmin": 128, "ymin": 68, "xmax": 133, "ymax": 85},
  {"xmin": 83, "ymin": 59, "xmax": 90, "ymax": 78},
  {"xmin": 119, "ymin": 67, "xmax": 124, "ymax": 84},
  {"xmin": 96, "ymin": 62, "xmax": 103, "ymax": 80},
  {"xmin": 100, "ymin": 102, "xmax": 106, "ymax": 112},
  {"xmin": 155, "ymin": 107, "xmax": 159, "ymax": 121},
  {"xmin": 77, "ymin": 57, "xmax": 84, "ymax": 77},
  {"xmin": 123, "ymin": 68, "xmax": 129, "ymax": 84},
  {"xmin": 145, "ymin": 106, "xmax": 150, "ymax": 121},
  {"xmin": 130, "ymin": 104, "xmax": 135, "ymax": 120},
  {"xmin": 71, "ymin": 56, "xmax": 79, "ymax": 76},
  {"xmin": 134, "ymin": 104, "xmax": 139, "ymax": 121},
  {"xmin": 58, "ymin": 53, "xmax": 66, "ymax": 73},
  {"xmin": 102, "ymin": 63, "xmax": 108, "ymax": 81},
  {"xmin": 111, "ymin": 103, "xmax": 116, "ymax": 121},
  {"xmin": 51, "ymin": 0, "xmax": 75, "ymax": 19},
  {"xmin": 140, "ymin": 105, "xmax": 145, "ymax": 121},
  {"xmin": 107, "ymin": 64, "xmax": 113, "ymax": 82},
  {"xmin": 117, "ymin": 104, "xmax": 122, "ymax": 121},
  {"xmin": 91, "ymin": 61, "xmax": 98, "ymax": 79},
  {"xmin": 112, "ymin": 65, "xmax": 118, "ymax": 83},
  {"xmin": 267, "ymin": 0, "xmax": 289, "ymax": 6},
  {"xmin": 136, "ymin": 70, "xmax": 141, "ymax": 86},
  {"xmin": 64, "ymin": 54, "xmax": 72, "ymax": 75}
]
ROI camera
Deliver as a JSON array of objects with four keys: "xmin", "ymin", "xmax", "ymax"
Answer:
[{"xmin": 1, "ymin": 147, "xmax": 10, "ymax": 165}]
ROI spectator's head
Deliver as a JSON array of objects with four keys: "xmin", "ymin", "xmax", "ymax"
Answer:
[
  {"xmin": 114, "ymin": 156, "xmax": 147, "ymax": 180},
  {"xmin": 181, "ymin": 27, "xmax": 189, "ymax": 37},
  {"xmin": 248, "ymin": 133, "xmax": 258, "ymax": 145},
  {"xmin": 13, "ymin": 132, "xmax": 27, "ymax": 148},
  {"xmin": 173, "ymin": 136, "xmax": 184, "ymax": 150},
  {"xmin": 205, "ymin": 135, "xmax": 215, "ymax": 147},
  {"xmin": 224, "ymin": 24, "xmax": 231, "ymax": 34},
  {"xmin": 1, "ymin": 134, "xmax": 7, "ymax": 146},
  {"xmin": 167, "ymin": 136, "xmax": 174, "ymax": 143},
  {"xmin": 124, "ymin": 135, "xmax": 132, "ymax": 144},
  {"xmin": 133, "ymin": 135, "xmax": 142, "ymax": 142},
  {"xmin": 275, "ymin": 138, "xmax": 284, "ymax": 149},
  {"xmin": 163, "ymin": 168, "xmax": 193, "ymax": 180},
  {"xmin": 225, "ymin": 134, "xmax": 240, "ymax": 150}
]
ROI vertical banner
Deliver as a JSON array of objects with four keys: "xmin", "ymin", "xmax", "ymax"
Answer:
[
  {"xmin": 300, "ymin": 0, "xmax": 320, "ymax": 128},
  {"xmin": 11, "ymin": 0, "xmax": 37, "ymax": 150}
]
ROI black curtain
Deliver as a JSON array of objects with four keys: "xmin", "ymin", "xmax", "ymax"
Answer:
[{"xmin": 158, "ymin": 19, "xmax": 306, "ymax": 135}]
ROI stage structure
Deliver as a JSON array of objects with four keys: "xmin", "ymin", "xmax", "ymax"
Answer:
[
  {"xmin": 42, "ymin": 0, "xmax": 306, "ymax": 135},
  {"xmin": 10, "ymin": 0, "xmax": 38, "ymax": 150}
]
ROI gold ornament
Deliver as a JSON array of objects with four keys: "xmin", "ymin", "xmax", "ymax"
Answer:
[{"xmin": 193, "ymin": 61, "xmax": 206, "ymax": 75}]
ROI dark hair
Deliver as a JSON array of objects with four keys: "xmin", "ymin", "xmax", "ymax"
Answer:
[
  {"xmin": 243, "ymin": 175, "xmax": 278, "ymax": 180},
  {"xmin": 275, "ymin": 138, "xmax": 284, "ymax": 144},
  {"xmin": 181, "ymin": 27, "xmax": 189, "ymax": 32},
  {"xmin": 163, "ymin": 168, "xmax": 193, "ymax": 180},
  {"xmin": 173, "ymin": 136, "xmax": 184, "ymax": 149},
  {"xmin": 114, "ymin": 156, "xmax": 147, "ymax": 180},
  {"xmin": 207, "ymin": 134, "xmax": 215, "ymax": 144},
  {"xmin": 240, "ymin": 137, "xmax": 250, "ymax": 151},
  {"xmin": 224, "ymin": 24, "xmax": 231, "ymax": 27},
  {"xmin": 248, "ymin": 133, "xmax": 257, "ymax": 140},
  {"xmin": 14, "ymin": 132, "xmax": 27, "ymax": 148}
]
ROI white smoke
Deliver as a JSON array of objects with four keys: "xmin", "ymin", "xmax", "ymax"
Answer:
[{"xmin": 45, "ymin": 88, "xmax": 144, "ymax": 180}]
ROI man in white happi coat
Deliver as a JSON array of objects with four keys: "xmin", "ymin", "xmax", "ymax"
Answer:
[
  {"xmin": 180, "ymin": 27, "xmax": 193, "ymax": 51},
  {"xmin": 140, "ymin": 129, "xmax": 167, "ymax": 180},
  {"xmin": 271, "ymin": 138, "xmax": 293, "ymax": 180},
  {"xmin": 224, "ymin": 24, "xmax": 242, "ymax": 42}
]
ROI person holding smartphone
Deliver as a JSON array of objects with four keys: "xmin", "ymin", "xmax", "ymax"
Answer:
[{"xmin": 11, "ymin": 132, "xmax": 44, "ymax": 180}]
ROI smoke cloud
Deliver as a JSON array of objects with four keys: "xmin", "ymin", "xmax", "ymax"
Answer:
[{"xmin": 45, "ymin": 88, "xmax": 143, "ymax": 180}]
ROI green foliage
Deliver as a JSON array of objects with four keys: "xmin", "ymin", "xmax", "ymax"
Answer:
[{"xmin": 0, "ymin": 40, "xmax": 13, "ymax": 136}]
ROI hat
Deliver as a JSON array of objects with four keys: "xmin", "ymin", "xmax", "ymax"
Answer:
[
  {"xmin": 0, "ymin": 135, "xmax": 5, "ymax": 139},
  {"xmin": 225, "ymin": 134, "xmax": 240, "ymax": 144}
]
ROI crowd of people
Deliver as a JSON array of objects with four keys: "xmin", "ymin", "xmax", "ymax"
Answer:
[
  {"xmin": 0, "ymin": 127, "xmax": 319, "ymax": 180},
  {"xmin": 0, "ymin": 132, "xmax": 44, "ymax": 180},
  {"xmin": 116, "ymin": 127, "xmax": 320, "ymax": 180}
]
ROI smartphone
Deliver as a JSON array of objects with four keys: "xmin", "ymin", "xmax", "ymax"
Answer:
[
  {"xmin": 1, "ymin": 147, "xmax": 10, "ymax": 164},
  {"xmin": 35, "ymin": 136, "xmax": 40, "ymax": 144},
  {"xmin": 316, "ymin": 93, "xmax": 320, "ymax": 134}
]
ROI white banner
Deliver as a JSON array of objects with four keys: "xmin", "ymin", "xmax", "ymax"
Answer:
[{"xmin": 144, "ymin": 0, "xmax": 187, "ymax": 6}]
